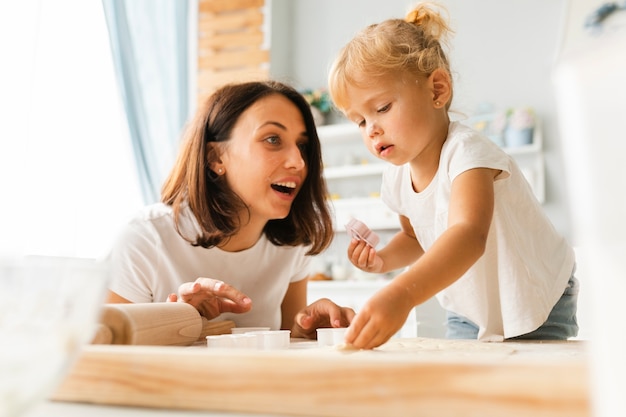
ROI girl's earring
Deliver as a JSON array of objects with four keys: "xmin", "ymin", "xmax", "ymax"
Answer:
[
  {"xmin": 218, "ymin": 168, "xmax": 224, "ymax": 174},
  {"xmin": 435, "ymin": 101, "xmax": 441, "ymax": 106}
]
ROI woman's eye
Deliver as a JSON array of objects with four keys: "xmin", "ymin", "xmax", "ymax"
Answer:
[
  {"xmin": 356, "ymin": 119, "xmax": 365, "ymax": 128},
  {"xmin": 265, "ymin": 135, "xmax": 280, "ymax": 145},
  {"xmin": 298, "ymin": 142, "xmax": 308, "ymax": 156}
]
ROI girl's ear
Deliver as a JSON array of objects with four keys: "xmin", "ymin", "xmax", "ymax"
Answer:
[{"xmin": 430, "ymin": 68, "xmax": 452, "ymax": 108}]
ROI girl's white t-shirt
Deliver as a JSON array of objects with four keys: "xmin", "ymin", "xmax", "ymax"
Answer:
[
  {"xmin": 382, "ymin": 121, "xmax": 575, "ymax": 341},
  {"xmin": 106, "ymin": 203, "xmax": 312, "ymax": 329}
]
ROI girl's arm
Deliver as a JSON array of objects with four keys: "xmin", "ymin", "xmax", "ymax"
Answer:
[
  {"xmin": 378, "ymin": 215, "xmax": 424, "ymax": 271},
  {"xmin": 391, "ymin": 167, "xmax": 498, "ymax": 307},
  {"xmin": 347, "ymin": 167, "xmax": 499, "ymax": 349}
]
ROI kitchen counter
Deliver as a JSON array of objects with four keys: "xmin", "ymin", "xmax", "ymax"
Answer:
[{"xmin": 51, "ymin": 338, "xmax": 591, "ymax": 417}]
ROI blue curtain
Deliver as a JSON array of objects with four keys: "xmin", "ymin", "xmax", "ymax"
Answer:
[{"xmin": 101, "ymin": 0, "xmax": 190, "ymax": 204}]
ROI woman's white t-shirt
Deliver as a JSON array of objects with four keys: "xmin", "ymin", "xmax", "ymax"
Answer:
[
  {"xmin": 106, "ymin": 203, "xmax": 312, "ymax": 329},
  {"xmin": 381, "ymin": 121, "xmax": 575, "ymax": 341}
]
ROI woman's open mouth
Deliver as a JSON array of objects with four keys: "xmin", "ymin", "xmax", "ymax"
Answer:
[{"xmin": 271, "ymin": 181, "xmax": 297, "ymax": 196}]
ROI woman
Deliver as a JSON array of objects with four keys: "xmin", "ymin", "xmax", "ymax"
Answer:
[{"xmin": 106, "ymin": 80, "xmax": 354, "ymax": 339}]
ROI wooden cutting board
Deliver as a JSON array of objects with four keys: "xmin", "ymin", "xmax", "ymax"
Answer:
[{"xmin": 52, "ymin": 339, "xmax": 591, "ymax": 417}]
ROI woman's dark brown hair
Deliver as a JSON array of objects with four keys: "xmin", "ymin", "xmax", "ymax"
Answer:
[{"xmin": 161, "ymin": 80, "xmax": 333, "ymax": 255}]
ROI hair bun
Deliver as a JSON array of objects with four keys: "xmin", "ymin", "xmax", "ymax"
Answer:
[
  {"xmin": 404, "ymin": 2, "xmax": 452, "ymax": 44},
  {"xmin": 405, "ymin": 8, "xmax": 427, "ymax": 25}
]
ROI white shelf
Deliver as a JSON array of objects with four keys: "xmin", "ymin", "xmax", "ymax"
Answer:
[{"xmin": 317, "ymin": 123, "xmax": 360, "ymax": 143}]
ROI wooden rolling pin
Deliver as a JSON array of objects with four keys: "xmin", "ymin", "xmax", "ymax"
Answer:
[{"xmin": 91, "ymin": 302, "xmax": 235, "ymax": 346}]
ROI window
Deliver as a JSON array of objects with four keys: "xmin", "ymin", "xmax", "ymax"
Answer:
[{"xmin": 0, "ymin": 0, "xmax": 142, "ymax": 258}]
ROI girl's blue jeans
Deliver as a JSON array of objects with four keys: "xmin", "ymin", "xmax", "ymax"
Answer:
[{"xmin": 445, "ymin": 272, "xmax": 580, "ymax": 340}]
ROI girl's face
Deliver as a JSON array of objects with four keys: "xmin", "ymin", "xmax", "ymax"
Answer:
[
  {"xmin": 343, "ymin": 71, "xmax": 447, "ymax": 167},
  {"xmin": 217, "ymin": 94, "xmax": 309, "ymax": 225}
]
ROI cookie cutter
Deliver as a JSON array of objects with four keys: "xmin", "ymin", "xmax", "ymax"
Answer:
[{"xmin": 344, "ymin": 217, "xmax": 380, "ymax": 248}]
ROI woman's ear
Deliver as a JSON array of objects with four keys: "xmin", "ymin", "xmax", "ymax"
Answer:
[
  {"xmin": 430, "ymin": 68, "xmax": 452, "ymax": 108},
  {"xmin": 211, "ymin": 163, "xmax": 225, "ymax": 175},
  {"xmin": 206, "ymin": 143, "xmax": 225, "ymax": 175}
]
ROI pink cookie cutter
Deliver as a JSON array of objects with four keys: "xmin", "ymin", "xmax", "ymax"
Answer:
[{"xmin": 344, "ymin": 217, "xmax": 379, "ymax": 248}]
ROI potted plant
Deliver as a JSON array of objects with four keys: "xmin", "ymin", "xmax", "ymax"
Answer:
[
  {"xmin": 301, "ymin": 88, "xmax": 332, "ymax": 125},
  {"xmin": 504, "ymin": 107, "xmax": 535, "ymax": 148}
]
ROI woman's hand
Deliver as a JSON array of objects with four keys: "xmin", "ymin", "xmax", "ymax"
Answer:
[
  {"xmin": 347, "ymin": 238, "xmax": 384, "ymax": 273},
  {"xmin": 167, "ymin": 277, "xmax": 252, "ymax": 320},
  {"xmin": 291, "ymin": 298, "xmax": 356, "ymax": 339}
]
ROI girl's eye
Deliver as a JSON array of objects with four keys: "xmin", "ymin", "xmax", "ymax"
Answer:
[
  {"xmin": 356, "ymin": 119, "xmax": 365, "ymax": 128},
  {"xmin": 377, "ymin": 103, "xmax": 391, "ymax": 113}
]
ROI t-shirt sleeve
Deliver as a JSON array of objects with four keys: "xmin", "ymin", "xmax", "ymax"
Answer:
[
  {"xmin": 105, "ymin": 218, "xmax": 160, "ymax": 303},
  {"xmin": 444, "ymin": 131, "xmax": 511, "ymax": 183}
]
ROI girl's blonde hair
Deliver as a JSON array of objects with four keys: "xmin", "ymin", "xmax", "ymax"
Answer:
[{"xmin": 329, "ymin": 2, "xmax": 454, "ymax": 111}]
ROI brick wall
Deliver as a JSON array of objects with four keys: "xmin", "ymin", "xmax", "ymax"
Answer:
[{"xmin": 196, "ymin": 0, "xmax": 269, "ymax": 105}]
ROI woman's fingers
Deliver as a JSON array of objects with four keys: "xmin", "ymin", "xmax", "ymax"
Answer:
[
  {"xmin": 176, "ymin": 277, "xmax": 252, "ymax": 317},
  {"xmin": 208, "ymin": 279, "xmax": 252, "ymax": 310},
  {"xmin": 292, "ymin": 299, "xmax": 356, "ymax": 339}
]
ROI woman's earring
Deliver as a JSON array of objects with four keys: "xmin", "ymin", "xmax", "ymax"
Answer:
[
  {"xmin": 435, "ymin": 101, "xmax": 441, "ymax": 106},
  {"xmin": 218, "ymin": 168, "xmax": 223, "ymax": 174}
]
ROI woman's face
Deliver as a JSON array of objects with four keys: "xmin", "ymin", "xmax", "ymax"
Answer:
[{"xmin": 217, "ymin": 93, "xmax": 309, "ymax": 224}]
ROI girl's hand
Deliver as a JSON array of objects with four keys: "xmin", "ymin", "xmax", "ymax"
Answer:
[
  {"xmin": 291, "ymin": 298, "xmax": 356, "ymax": 339},
  {"xmin": 344, "ymin": 284, "xmax": 414, "ymax": 349},
  {"xmin": 347, "ymin": 238, "xmax": 384, "ymax": 273},
  {"xmin": 167, "ymin": 277, "xmax": 252, "ymax": 320}
]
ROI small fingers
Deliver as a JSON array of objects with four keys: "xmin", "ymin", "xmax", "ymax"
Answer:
[
  {"xmin": 355, "ymin": 327, "xmax": 387, "ymax": 350},
  {"xmin": 350, "ymin": 240, "xmax": 376, "ymax": 270},
  {"xmin": 345, "ymin": 312, "xmax": 388, "ymax": 350},
  {"xmin": 348, "ymin": 239, "xmax": 365, "ymax": 262}
]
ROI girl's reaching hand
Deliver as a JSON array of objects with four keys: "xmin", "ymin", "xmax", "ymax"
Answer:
[
  {"xmin": 344, "ymin": 284, "xmax": 414, "ymax": 349},
  {"xmin": 167, "ymin": 277, "xmax": 252, "ymax": 320},
  {"xmin": 347, "ymin": 238, "xmax": 384, "ymax": 273}
]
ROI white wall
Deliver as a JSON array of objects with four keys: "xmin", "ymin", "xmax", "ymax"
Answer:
[{"xmin": 268, "ymin": 0, "xmax": 594, "ymax": 242}]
